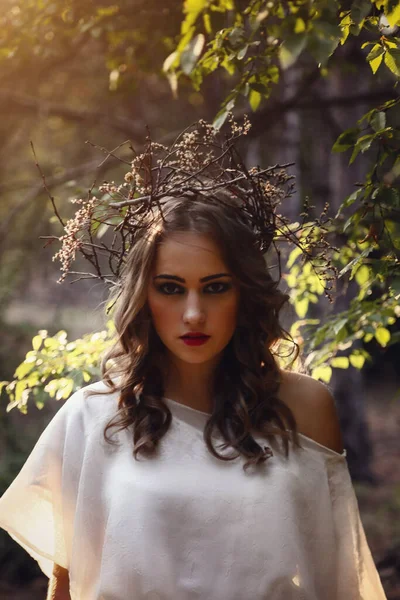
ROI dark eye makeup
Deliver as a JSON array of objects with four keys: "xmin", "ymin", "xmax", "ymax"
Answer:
[{"xmin": 156, "ymin": 282, "xmax": 232, "ymax": 295}]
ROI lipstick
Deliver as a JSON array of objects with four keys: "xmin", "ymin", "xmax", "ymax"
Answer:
[
  {"xmin": 180, "ymin": 333, "xmax": 210, "ymax": 346},
  {"xmin": 181, "ymin": 337, "xmax": 210, "ymax": 346}
]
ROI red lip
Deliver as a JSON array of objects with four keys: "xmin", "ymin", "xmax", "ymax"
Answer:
[{"xmin": 181, "ymin": 336, "xmax": 210, "ymax": 346}]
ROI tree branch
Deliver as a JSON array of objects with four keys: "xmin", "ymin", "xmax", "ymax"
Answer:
[
  {"xmin": 245, "ymin": 86, "xmax": 398, "ymax": 138},
  {"xmin": 0, "ymin": 90, "xmax": 145, "ymax": 140}
]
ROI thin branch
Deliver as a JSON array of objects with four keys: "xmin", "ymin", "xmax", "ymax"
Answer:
[
  {"xmin": 30, "ymin": 141, "xmax": 65, "ymax": 227},
  {"xmin": 109, "ymin": 164, "xmax": 294, "ymax": 208},
  {"xmin": 243, "ymin": 85, "xmax": 398, "ymax": 138},
  {"xmin": 85, "ymin": 139, "xmax": 133, "ymax": 167},
  {"xmin": 0, "ymin": 90, "xmax": 145, "ymax": 139}
]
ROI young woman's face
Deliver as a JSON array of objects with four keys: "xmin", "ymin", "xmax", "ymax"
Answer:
[{"xmin": 147, "ymin": 232, "xmax": 240, "ymax": 366}]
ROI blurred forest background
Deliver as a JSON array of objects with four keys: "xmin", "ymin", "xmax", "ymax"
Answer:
[{"xmin": 0, "ymin": 0, "xmax": 399, "ymax": 598}]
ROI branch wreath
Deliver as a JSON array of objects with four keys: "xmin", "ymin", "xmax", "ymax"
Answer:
[{"xmin": 37, "ymin": 116, "xmax": 337, "ymax": 298}]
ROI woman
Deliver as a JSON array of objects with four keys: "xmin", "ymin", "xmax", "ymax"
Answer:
[{"xmin": 0, "ymin": 123, "xmax": 386, "ymax": 599}]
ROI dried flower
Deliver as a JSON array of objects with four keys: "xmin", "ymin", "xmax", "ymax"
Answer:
[{"xmin": 49, "ymin": 117, "xmax": 335, "ymax": 296}]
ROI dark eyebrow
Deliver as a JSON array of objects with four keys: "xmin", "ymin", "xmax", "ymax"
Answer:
[{"xmin": 153, "ymin": 273, "xmax": 231, "ymax": 283}]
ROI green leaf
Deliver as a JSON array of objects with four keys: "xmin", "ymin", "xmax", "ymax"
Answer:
[
  {"xmin": 311, "ymin": 365, "xmax": 332, "ymax": 383},
  {"xmin": 340, "ymin": 13, "xmax": 352, "ymax": 44},
  {"xmin": 355, "ymin": 265, "xmax": 370, "ymax": 286},
  {"xmin": 361, "ymin": 41, "xmax": 376, "ymax": 49},
  {"xmin": 32, "ymin": 335, "xmax": 43, "ymax": 351},
  {"xmin": 307, "ymin": 24, "xmax": 341, "ymax": 65},
  {"xmin": 351, "ymin": 0, "xmax": 372, "ymax": 24},
  {"xmin": 227, "ymin": 27, "xmax": 244, "ymax": 46},
  {"xmin": 96, "ymin": 222, "xmax": 110, "ymax": 239},
  {"xmin": 370, "ymin": 111, "xmax": 386, "ymax": 131},
  {"xmin": 287, "ymin": 246, "xmax": 302, "ymax": 268},
  {"xmin": 294, "ymin": 297, "xmax": 309, "ymax": 318},
  {"xmin": 358, "ymin": 133, "xmax": 375, "ymax": 152},
  {"xmin": 335, "ymin": 189, "xmax": 363, "ymax": 217},
  {"xmin": 237, "ymin": 45, "xmax": 248, "ymax": 60},
  {"xmin": 349, "ymin": 354, "xmax": 366, "ymax": 369},
  {"xmin": 294, "ymin": 18, "xmax": 306, "ymax": 34},
  {"xmin": 333, "ymin": 318, "xmax": 348, "ymax": 336},
  {"xmin": 279, "ymin": 34, "xmax": 307, "ymax": 70},
  {"xmin": 384, "ymin": 48, "xmax": 400, "ymax": 77},
  {"xmin": 375, "ymin": 327, "xmax": 391, "ymax": 347},
  {"xmin": 0, "ymin": 381, "xmax": 10, "ymax": 394},
  {"xmin": 163, "ymin": 51, "xmax": 179, "ymax": 72},
  {"xmin": 331, "ymin": 356, "xmax": 350, "ymax": 368},
  {"xmin": 369, "ymin": 52, "xmax": 384, "ymax": 74},
  {"xmin": 213, "ymin": 110, "xmax": 229, "ymax": 130},
  {"xmin": 332, "ymin": 127, "xmax": 361, "ymax": 152},
  {"xmin": 56, "ymin": 378, "xmax": 74, "ymax": 400},
  {"xmin": 249, "ymin": 82, "xmax": 268, "ymax": 94},
  {"xmin": 15, "ymin": 380, "xmax": 28, "ymax": 405},
  {"xmin": 366, "ymin": 44, "xmax": 385, "ymax": 63},
  {"xmin": 249, "ymin": 89, "xmax": 262, "ymax": 111},
  {"xmin": 203, "ymin": 13, "xmax": 212, "ymax": 34},
  {"xmin": 182, "ymin": 0, "xmax": 208, "ymax": 34},
  {"xmin": 384, "ymin": 2, "xmax": 400, "ymax": 27},
  {"xmin": 349, "ymin": 134, "xmax": 375, "ymax": 164},
  {"xmin": 14, "ymin": 361, "xmax": 35, "ymax": 379},
  {"xmin": 181, "ymin": 33, "xmax": 206, "ymax": 75},
  {"xmin": 338, "ymin": 247, "xmax": 373, "ymax": 278}
]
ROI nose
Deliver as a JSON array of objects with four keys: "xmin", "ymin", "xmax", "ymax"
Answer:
[{"xmin": 183, "ymin": 291, "xmax": 206, "ymax": 325}]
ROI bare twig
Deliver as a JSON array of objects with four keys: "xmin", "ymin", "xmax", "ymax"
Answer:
[
  {"xmin": 45, "ymin": 117, "xmax": 336, "ymax": 290},
  {"xmin": 30, "ymin": 141, "xmax": 65, "ymax": 227}
]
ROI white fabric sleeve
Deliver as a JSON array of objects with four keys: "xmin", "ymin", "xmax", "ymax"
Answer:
[
  {"xmin": 326, "ymin": 454, "xmax": 387, "ymax": 600},
  {"xmin": 0, "ymin": 388, "xmax": 87, "ymax": 578}
]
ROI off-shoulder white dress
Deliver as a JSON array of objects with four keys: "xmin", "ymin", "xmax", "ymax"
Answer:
[{"xmin": 0, "ymin": 381, "xmax": 386, "ymax": 599}]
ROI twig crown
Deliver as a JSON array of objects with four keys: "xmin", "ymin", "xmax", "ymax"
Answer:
[{"xmin": 43, "ymin": 116, "xmax": 335, "ymax": 295}]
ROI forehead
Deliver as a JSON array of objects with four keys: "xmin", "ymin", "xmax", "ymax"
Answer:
[{"xmin": 153, "ymin": 233, "xmax": 228, "ymax": 271}]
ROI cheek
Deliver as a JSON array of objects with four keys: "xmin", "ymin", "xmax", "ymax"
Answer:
[
  {"xmin": 148, "ymin": 293, "xmax": 176, "ymax": 331},
  {"xmin": 216, "ymin": 296, "xmax": 239, "ymax": 331}
]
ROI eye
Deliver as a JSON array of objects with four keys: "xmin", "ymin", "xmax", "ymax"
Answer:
[
  {"xmin": 205, "ymin": 282, "xmax": 231, "ymax": 294},
  {"xmin": 156, "ymin": 282, "xmax": 231, "ymax": 295},
  {"xmin": 157, "ymin": 283, "xmax": 183, "ymax": 295}
]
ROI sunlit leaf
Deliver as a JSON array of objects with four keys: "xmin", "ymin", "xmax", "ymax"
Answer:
[
  {"xmin": 375, "ymin": 326, "xmax": 391, "ymax": 347},
  {"xmin": 333, "ymin": 318, "xmax": 348, "ymax": 336},
  {"xmin": 349, "ymin": 354, "xmax": 366, "ymax": 369},
  {"xmin": 249, "ymin": 89, "xmax": 262, "ymax": 111},
  {"xmin": 369, "ymin": 52, "xmax": 384, "ymax": 74},
  {"xmin": 294, "ymin": 297, "xmax": 309, "ymax": 318},
  {"xmin": 181, "ymin": 33, "xmax": 205, "ymax": 75},
  {"xmin": 384, "ymin": 48, "xmax": 400, "ymax": 77},
  {"xmin": 32, "ymin": 335, "xmax": 43, "ymax": 351},
  {"xmin": 331, "ymin": 356, "xmax": 349, "ymax": 368},
  {"xmin": 311, "ymin": 365, "xmax": 332, "ymax": 383},
  {"xmin": 213, "ymin": 109, "xmax": 229, "ymax": 130},
  {"xmin": 370, "ymin": 111, "xmax": 386, "ymax": 131},
  {"xmin": 355, "ymin": 265, "xmax": 370, "ymax": 286},
  {"xmin": 279, "ymin": 34, "xmax": 307, "ymax": 70},
  {"xmin": 384, "ymin": 2, "xmax": 400, "ymax": 27},
  {"xmin": 14, "ymin": 362, "xmax": 35, "ymax": 379},
  {"xmin": 163, "ymin": 51, "xmax": 179, "ymax": 72}
]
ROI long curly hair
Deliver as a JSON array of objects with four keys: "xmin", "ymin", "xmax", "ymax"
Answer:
[{"xmin": 96, "ymin": 193, "xmax": 302, "ymax": 472}]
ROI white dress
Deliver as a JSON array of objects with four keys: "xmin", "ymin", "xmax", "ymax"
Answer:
[{"xmin": 0, "ymin": 381, "xmax": 386, "ymax": 600}]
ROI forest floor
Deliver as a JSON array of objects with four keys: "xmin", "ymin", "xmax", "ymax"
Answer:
[{"xmin": 0, "ymin": 393, "xmax": 399, "ymax": 600}]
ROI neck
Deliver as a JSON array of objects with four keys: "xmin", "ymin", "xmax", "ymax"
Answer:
[{"xmin": 160, "ymin": 352, "xmax": 221, "ymax": 413}]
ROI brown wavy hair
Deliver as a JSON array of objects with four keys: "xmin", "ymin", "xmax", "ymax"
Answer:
[{"xmin": 96, "ymin": 193, "xmax": 302, "ymax": 472}]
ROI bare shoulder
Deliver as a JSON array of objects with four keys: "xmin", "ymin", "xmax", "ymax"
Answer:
[{"xmin": 278, "ymin": 370, "xmax": 344, "ymax": 454}]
